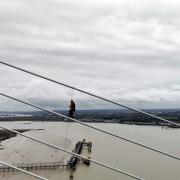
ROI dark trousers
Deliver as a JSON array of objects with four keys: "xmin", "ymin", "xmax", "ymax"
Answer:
[{"xmin": 69, "ymin": 110, "xmax": 74, "ymax": 118}]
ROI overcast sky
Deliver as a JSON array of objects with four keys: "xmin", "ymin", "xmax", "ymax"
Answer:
[{"xmin": 0, "ymin": 0, "xmax": 180, "ymax": 111}]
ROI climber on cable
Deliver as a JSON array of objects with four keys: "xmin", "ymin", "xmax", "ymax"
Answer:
[{"xmin": 69, "ymin": 100, "xmax": 76, "ymax": 118}]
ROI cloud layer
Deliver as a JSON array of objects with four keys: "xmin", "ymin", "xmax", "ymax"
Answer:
[{"xmin": 0, "ymin": 0, "xmax": 180, "ymax": 110}]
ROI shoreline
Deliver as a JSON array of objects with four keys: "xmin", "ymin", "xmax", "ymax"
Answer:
[
  {"xmin": 0, "ymin": 117, "xmax": 179, "ymax": 128},
  {"xmin": 0, "ymin": 129, "xmax": 44, "ymax": 143}
]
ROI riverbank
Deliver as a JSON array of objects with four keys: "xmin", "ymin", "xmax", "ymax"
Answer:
[
  {"xmin": 0, "ymin": 116, "xmax": 179, "ymax": 128},
  {"xmin": 0, "ymin": 129, "xmax": 44, "ymax": 142}
]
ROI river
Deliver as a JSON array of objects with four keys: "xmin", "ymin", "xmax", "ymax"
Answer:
[{"xmin": 0, "ymin": 121, "xmax": 180, "ymax": 180}]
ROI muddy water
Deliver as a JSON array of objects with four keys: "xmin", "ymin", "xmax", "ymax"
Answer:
[{"xmin": 0, "ymin": 121, "xmax": 180, "ymax": 180}]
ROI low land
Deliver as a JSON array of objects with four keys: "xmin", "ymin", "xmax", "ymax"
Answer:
[
  {"xmin": 0, "ymin": 109, "xmax": 180, "ymax": 128},
  {"xmin": 0, "ymin": 129, "xmax": 44, "ymax": 143}
]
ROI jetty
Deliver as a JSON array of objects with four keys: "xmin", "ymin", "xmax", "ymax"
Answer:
[
  {"xmin": 0, "ymin": 161, "xmax": 66, "ymax": 172},
  {"xmin": 67, "ymin": 139, "xmax": 92, "ymax": 179},
  {"xmin": 67, "ymin": 139, "xmax": 92, "ymax": 169}
]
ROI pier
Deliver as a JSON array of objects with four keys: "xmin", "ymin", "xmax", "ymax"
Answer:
[
  {"xmin": 67, "ymin": 139, "xmax": 92, "ymax": 179},
  {"xmin": 67, "ymin": 139, "xmax": 92, "ymax": 169},
  {"xmin": 0, "ymin": 161, "xmax": 66, "ymax": 172}
]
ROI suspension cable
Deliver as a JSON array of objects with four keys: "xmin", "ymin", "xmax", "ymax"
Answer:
[
  {"xmin": 0, "ymin": 61, "xmax": 180, "ymax": 128},
  {"xmin": 0, "ymin": 161, "xmax": 48, "ymax": 180},
  {"xmin": 1, "ymin": 93, "xmax": 180, "ymax": 162},
  {"xmin": 0, "ymin": 123, "xmax": 144, "ymax": 180}
]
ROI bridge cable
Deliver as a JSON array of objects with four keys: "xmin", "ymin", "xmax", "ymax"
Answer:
[
  {"xmin": 1, "ymin": 93, "xmax": 180, "ymax": 163},
  {"xmin": 0, "ymin": 61, "xmax": 180, "ymax": 128},
  {"xmin": 0, "ymin": 161, "xmax": 48, "ymax": 180}
]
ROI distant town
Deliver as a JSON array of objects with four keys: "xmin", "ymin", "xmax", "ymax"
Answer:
[{"xmin": 0, "ymin": 109, "xmax": 180, "ymax": 128}]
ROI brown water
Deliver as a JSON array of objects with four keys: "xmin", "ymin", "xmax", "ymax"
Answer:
[{"xmin": 0, "ymin": 121, "xmax": 180, "ymax": 180}]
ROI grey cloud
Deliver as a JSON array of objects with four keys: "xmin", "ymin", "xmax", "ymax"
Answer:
[{"xmin": 0, "ymin": 0, "xmax": 180, "ymax": 111}]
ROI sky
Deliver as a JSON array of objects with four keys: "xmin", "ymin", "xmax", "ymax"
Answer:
[{"xmin": 0, "ymin": 0, "xmax": 180, "ymax": 111}]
